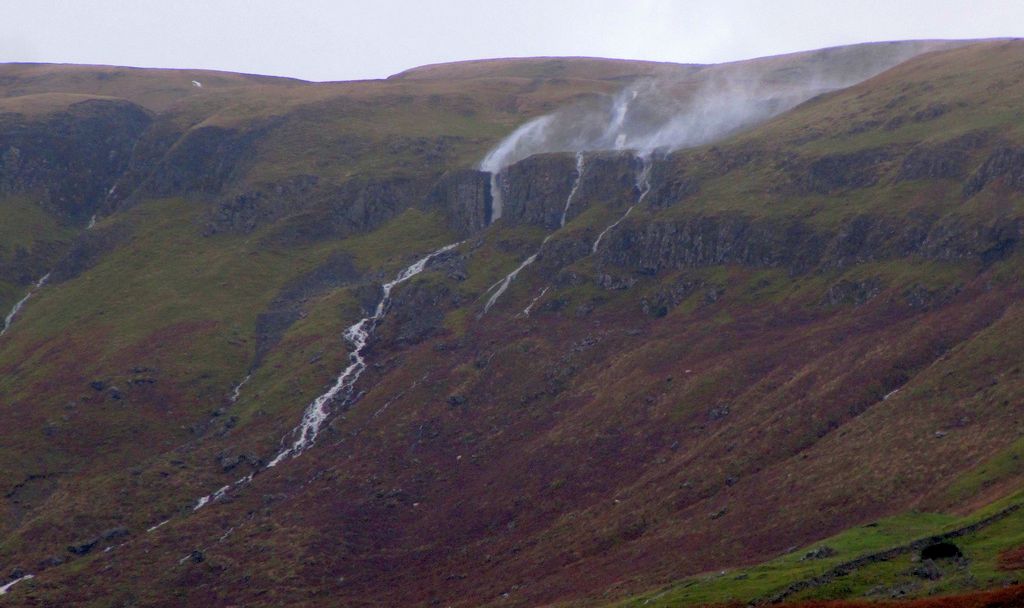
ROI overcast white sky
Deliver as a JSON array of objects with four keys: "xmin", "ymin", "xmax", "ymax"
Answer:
[{"xmin": 2, "ymin": 0, "xmax": 1021, "ymax": 81}]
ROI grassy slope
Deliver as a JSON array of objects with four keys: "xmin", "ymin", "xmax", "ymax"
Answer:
[
  {"xmin": 1, "ymin": 42, "xmax": 1024, "ymax": 607},
  {"xmin": 617, "ymin": 493, "xmax": 1024, "ymax": 606},
  {"xmin": 0, "ymin": 57, "xmax": 639, "ymax": 574}
]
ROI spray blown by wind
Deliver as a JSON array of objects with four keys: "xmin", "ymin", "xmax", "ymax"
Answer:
[{"xmin": 480, "ymin": 41, "xmax": 947, "ymax": 183}]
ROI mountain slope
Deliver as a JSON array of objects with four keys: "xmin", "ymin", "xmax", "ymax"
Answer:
[{"xmin": 0, "ymin": 40, "xmax": 1023, "ymax": 607}]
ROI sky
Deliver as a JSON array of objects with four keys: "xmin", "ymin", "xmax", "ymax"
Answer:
[{"xmin": 1, "ymin": 0, "xmax": 1022, "ymax": 82}]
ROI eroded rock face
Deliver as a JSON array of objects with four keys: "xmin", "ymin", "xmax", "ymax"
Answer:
[
  {"xmin": 204, "ymin": 175, "xmax": 320, "ymax": 235},
  {"xmin": 594, "ymin": 212, "xmax": 1022, "ymax": 276},
  {"xmin": 425, "ymin": 169, "xmax": 491, "ymax": 236},
  {"xmin": 964, "ymin": 146, "xmax": 1024, "ymax": 196},
  {"xmin": 252, "ymin": 175, "xmax": 436, "ymax": 247},
  {"xmin": 792, "ymin": 146, "xmax": 900, "ymax": 194},
  {"xmin": 101, "ymin": 113, "xmax": 192, "ymax": 213},
  {"xmin": 598, "ymin": 215, "xmax": 826, "ymax": 274},
  {"xmin": 824, "ymin": 278, "xmax": 883, "ymax": 306},
  {"xmin": 570, "ymin": 152, "xmax": 640, "ymax": 210},
  {"xmin": 493, "ymin": 151, "xmax": 658, "ymax": 231},
  {"xmin": 501, "ymin": 154, "xmax": 579, "ymax": 229},
  {"xmin": 383, "ymin": 277, "xmax": 462, "ymax": 345},
  {"xmin": 537, "ymin": 233, "xmax": 593, "ymax": 271},
  {"xmin": 641, "ymin": 274, "xmax": 717, "ymax": 317},
  {"xmin": 822, "ymin": 214, "xmax": 933, "ymax": 268},
  {"xmin": 139, "ymin": 122, "xmax": 278, "ymax": 198},
  {"xmin": 253, "ymin": 251, "xmax": 362, "ymax": 365},
  {"xmin": 326, "ymin": 177, "xmax": 431, "ymax": 237},
  {"xmin": 896, "ymin": 131, "xmax": 990, "ymax": 182},
  {"xmin": 48, "ymin": 223, "xmax": 131, "ymax": 284},
  {"xmin": 0, "ymin": 239, "xmax": 62, "ymax": 287},
  {"xmin": 0, "ymin": 99, "xmax": 152, "ymax": 220},
  {"xmin": 644, "ymin": 157, "xmax": 700, "ymax": 209}
]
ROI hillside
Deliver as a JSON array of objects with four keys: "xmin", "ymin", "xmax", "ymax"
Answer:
[{"xmin": 1, "ymin": 39, "xmax": 1023, "ymax": 607}]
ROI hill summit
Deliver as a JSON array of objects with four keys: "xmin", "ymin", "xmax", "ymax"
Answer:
[{"xmin": 1, "ymin": 40, "xmax": 1024, "ymax": 607}]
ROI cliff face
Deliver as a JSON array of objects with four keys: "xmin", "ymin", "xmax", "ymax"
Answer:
[
  {"xmin": 491, "ymin": 145, "xmax": 1021, "ymax": 279},
  {"xmin": 2, "ymin": 43, "xmax": 1024, "ymax": 608},
  {"xmin": 0, "ymin": 98, "xmax": 152, "ymax": 220},
  {"xmin": 596, "ymin": 212, "xmax": 1022, "ymax": 274},
  {"xmin": 426, "ymin": 168, "xmax": 492, "ymax": 236}
]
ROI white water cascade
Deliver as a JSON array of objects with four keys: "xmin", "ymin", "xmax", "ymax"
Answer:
[
  {"xmin": 482, "ymin": 248, "xmax": 543, "ymax": 315},
  {"xmin": 560, "ymin": 152, "xmax": 586, "ymax": 228},
  {"xmin": 0, "ymin": 574, "xmax": 34, "ymax": 596},
  {"xmin": 229, "ymin": 374, "xmax": 251, "ymax": 403},
  {"xmin": 1, "ymin": 273, "xmax": 51, "ymax": 337},
  {"xmin": 592, "ymin": 156, "xmax": 652, "ymax": 254},
  {"xmin": 188, "ymin": 242, "xmax": 460, "ymax": 512},
  {"xmin": 488, "ymin": 172, "xmax": 504, "ymax": 223},
  {"xmin": 265, "ymin": 241, "xmax": 461, "ymax": 467},
  {"xmin": 480, "ymin": 115, "xmax": 555, "ymax": 223},
  {"xmin": 521, "ymin": 286, "xmax": 549, "ymax": 317},
  {"xmin": 481, "ymin": 153, "xmax": 588, "ymax": 315}
]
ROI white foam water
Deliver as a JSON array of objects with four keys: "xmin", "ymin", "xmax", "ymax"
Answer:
[
  {"xmin": 591, "ymin": 156, "xmax": 652, "ymax": 254},
  {"xmin": 230, "ymin": 374, "xmax": 251, "ymax": 403},
  {"xmin": 560, "ymin": 152, "xmax": 586, "ymax": 228},
  {"xmin": 266, "ymin": 241, "xmax": 461, "ymax": 468},
  {"xmin": 1, "ymin": 273, "xmax": 51, "ymax": 337},
  {"xmin": 146, "ymin": 519, "xmax": 170, "ymax": 533},
  {"xmin": 522, "ymin": 286, "xmax": 549, "ymax": 317},
  {"xmin": 481, "ymin": 247, "xmax": 544, "ymax": 315},
  {"xmin": 0, "ymin": 574, "xmax": 34, "ymax": 595},
  {"xmin": 482, "ymin": 152, "xmax": 589, "ymax": 315},
  {"xmin": 488, "ymin": 171, "xmax": 504, "ymax": 223},
  {"xmin": 147, "ymin": 245, "xmax": 438, "ymax": 553}
]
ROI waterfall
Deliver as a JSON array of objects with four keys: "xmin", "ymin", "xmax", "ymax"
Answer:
[
  {"xmin": 265, "ymin": 241, "xmax": 461, "ymax": 467},
  {"xmin": 636, "ymin": 155, "xmax": 653, "ymax": 204},
  {"xmin": 591, "ymin": 155, "xmax": 651, "ymax": 254},
  {"xmin": 481, "ymin": 151, "xmax": 589, "ymax": 315},
  {"xmin": 187, "ymin": 241, "xmax": 461, "ymax": 513},
  {"xmin": 591, "ymin": 207, "xmax": 634, "ymax": 254},
  {"xmin": 1, "ymin": 273, "xmax": 51, "ymax": 337},
  {"xmin": 610, "ymin": 88, "xmax": 639, "ymax": 149},
  {"xmin": 0, "ymin": 574, "xmax": 34, "ymax": 595},
  {"xmin": 522, "ymin": 286, "xmax": 549, "ymax": 317},
  {"xmin": 560, "ymin": 152, "xmax": 586, "ymax": 228},
  {"xmin": 488, "ymin": 171, "xmax": 504, "ymax": 222},
  {"xmin": 229, "ymin": 374, "xmax": 251, "ymax": 403},
  {"xmin": 479, "ymin": 115, "xmax": 556, "ymax": 224},
  {"xmin": 481, "ymin": 246, "xmax": 543, "ymax": 315},
  {"xmin": 146, "ymin": 519, "xmax": 170, "ymax": 533}
]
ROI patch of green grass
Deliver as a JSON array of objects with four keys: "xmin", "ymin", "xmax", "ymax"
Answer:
[
  {"xmin": 615, "ymin": 499, "xmax": 1024, "ymax": 607},
  {"xmin": 459, "ymin": 222, "xmax": 549, "ymax": 296},
  {"xmin": 336, "ymin": 207, "xmax": 455, "ymax": 270},
  {"xmin": 789, "ymin": 502, "xmax": 1024, "ymax": 602},
  {"xmin": 0, "ymin": 194, "xmax": 76, "ymax": 250},
  {"xmin": 944, "ymin": 438, "xmax": 1024, "ymax": 507}
]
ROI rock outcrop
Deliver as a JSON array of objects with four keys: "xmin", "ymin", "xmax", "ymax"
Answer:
[
  {"xmin": 501, "ymin": 154, "xmax": 579, "ymax": 228},
  {"xmin": 424, "ymin": 168, "xmax": 492, "ymax": 236},
  {"xmin": 139, "ymin": 122, "xmax": 278, "ymax": 198},
  {"xmin": 596, "ymin": 213, "xmax": 1021, "ymax": 275},
  {"xmin": 964, "ymin": 145, "xmax": 1024, "ymax": 196},
  {"xmin": 792, "ymin": 146, "xmax": 901, "ymax": 194},
  {"xmin": 0, "ymin": 98, "xmax": 152, "ymax": 220},
  {"xmin": 253, "ymin": 251, "xmax": 362, "ymax": 365},
  {"xmin": 48, "ymin": 223, "xmax": 131, "ymax": 284}
]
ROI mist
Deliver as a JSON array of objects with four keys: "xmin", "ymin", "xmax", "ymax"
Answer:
[{"xmin": 480, "ymin": 40, "xmax": 954, "ymax": 179}]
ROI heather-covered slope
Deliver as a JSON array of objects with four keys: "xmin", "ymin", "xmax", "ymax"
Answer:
[{"xmin": 1, "ymin": 40, "xmax": 1023, "ymax": 607}]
